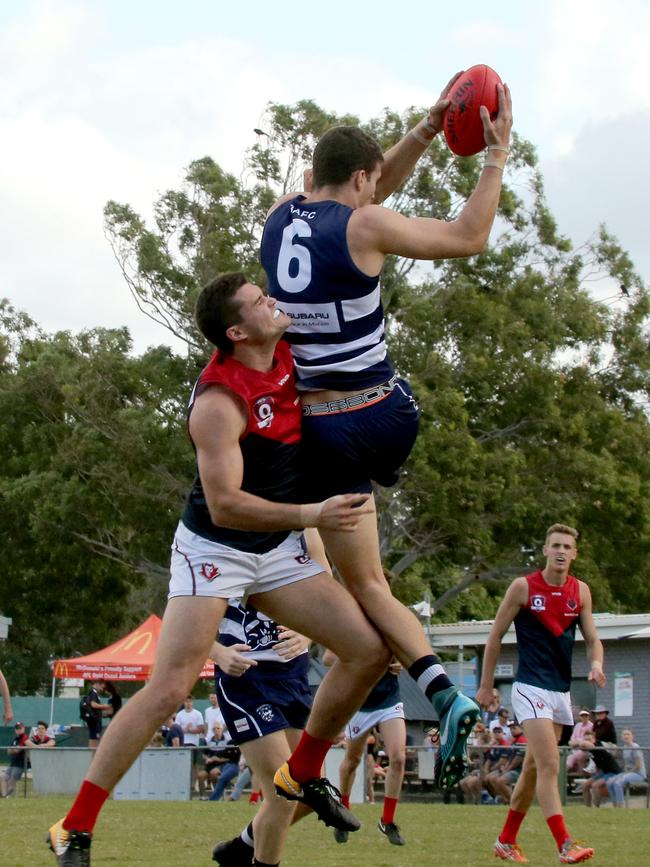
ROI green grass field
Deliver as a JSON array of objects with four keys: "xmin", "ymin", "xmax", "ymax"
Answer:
[{"xmin": 1, "ymin": 797, "xmax": 647, "ymax": 866}]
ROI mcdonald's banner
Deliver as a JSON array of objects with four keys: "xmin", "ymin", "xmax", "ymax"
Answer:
[{"xmin": 52, "ymin": 614, "xmax": 215, "ymax": 681}]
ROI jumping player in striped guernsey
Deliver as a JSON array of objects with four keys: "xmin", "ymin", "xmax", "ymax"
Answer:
[
  {"xmin": 476, "ymin": 524, "xmax": 606, "ymax": 864},
  {"xmin": 261, "ymin": 74, "xmax": 512, "ymax": 795},
  {"xmin": 47, "ymin": 273, "xmax": 392, "ymax": 867}
]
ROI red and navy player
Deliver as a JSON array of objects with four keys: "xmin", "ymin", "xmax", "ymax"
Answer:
[
  {"xmin": 476, "ymin": 524, "xmax": 606, "ymax": 864},
  {"xmin": 47, "ymin": 273, "xmax": 392, "ymax": 867}
]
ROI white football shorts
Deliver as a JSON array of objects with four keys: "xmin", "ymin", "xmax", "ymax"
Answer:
[
  {"xmin": 345, "ymin": 702, "xmax": 405, "ymax": 741},
  {"xmin": 511, "ymin": 681, "xmax": 573, "ymax": 726},
  {"xmin": 168, "ymin": 521, "xmax": 324, "ymax": 599}
]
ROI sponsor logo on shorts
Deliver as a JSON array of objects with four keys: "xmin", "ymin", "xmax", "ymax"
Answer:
[
  {"xmin": 531, "ymin": 594, "xmax": 546, "ymax": 611},
  {"xmin": 234, "ymin": 718, "xmax": 250, "ymax": 733},
  {"xmin": 351, "ymin": 725, "xmax": 361, "ymax": 735},
  {"xmin": 294, "ymin": 553, "xmax": 310, "ymax": 565},
  {"xmin": 256, "ymin": 704, "xmax": 275, "ymax": 723},
  {"xmin": 200, "ymin": 562, "xmax": 221, "ymax": 581},
  {"xmin": 536, "ymin": 700, "xmax": 545, "ymax": 709},
  {"xmin": 253, "ymin": 396, "xmax": 275, "ymax": 430}
]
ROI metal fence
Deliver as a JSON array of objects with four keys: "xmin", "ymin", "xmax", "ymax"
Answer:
[{"xmin": 1, "ymin": 742, "xmax": 648, "ymax": 807}]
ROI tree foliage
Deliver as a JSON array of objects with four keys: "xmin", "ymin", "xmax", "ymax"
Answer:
[{"xmin": 2, "ymin": 98, "xmax": 650, "ymax": 690}]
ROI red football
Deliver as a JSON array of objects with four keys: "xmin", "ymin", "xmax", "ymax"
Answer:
[{"xmin": 443, "ymin": 64, "xmax": 503, "ymax": 156}]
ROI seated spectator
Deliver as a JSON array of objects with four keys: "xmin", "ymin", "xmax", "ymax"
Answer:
[
  {"xmin": 489, "ymin": 708, "xmax": 513, "ymax": 743},
  {"xmin": 201, "ymin": 722, "xmax": 241, "ymax": 802},
  {"xmin": 566, "ymin": 709, "xmax": 593, "ymax": 774},
  {"xmin": 606, "ymin": 728, "xmax": 647, "ymax": 808},
  {"xmin": 27, "ymin": 720, "xmax": 55, "ymax": 748},
  {"xmin": 461, "ymin": 726, "xmax": 508, "ymax": 804},
  {"xmin": 0, "ymin": 722, "xmax": 29, "ymax": 797},
  {"xmin": 486, "ymin": 720, "xmax": 527, "ymax": 804},
  {"xmin": 148, "ymin": 732, "xmax": 164, "ymax": 748},
  {"xmin": 578, "ymin": 731, "xmax": 622, "ymax": 806}
]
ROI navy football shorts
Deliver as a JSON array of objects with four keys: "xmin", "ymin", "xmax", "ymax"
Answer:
[
  {"xmin": 300, "ymin": 378, "xmax": 420, "ymax": 501},
  {"xmin": 216, "ymin": 672, "xmax": 312, "ymax": 745}
]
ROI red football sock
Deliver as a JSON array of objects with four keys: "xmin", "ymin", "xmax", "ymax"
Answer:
[
  {"xmin": 381, "ymin": 796, "xmax": 398, "ymax": 824},
  {"xmin": 546, "ymin": 813, "xmax": 569, "ymax": 850},
  {"xmin": 63, "ymin": 780, "xmax": 110, "ymax": 834},
  {"xmin": 287, "ymin": 731, "xmax": 333, "ymax": 783},
  {"xmin": 499, "ymin": 809, "xmax": 527, "ymax": 845},
  {"xmin": 341, "ymin": 793, "xmax": 350, "ymax": 809}
]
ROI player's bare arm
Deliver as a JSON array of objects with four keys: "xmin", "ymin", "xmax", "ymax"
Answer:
[
  {"xmin": 348, "ymin": 83, "xmax": 512, "ymax": 272},
  {"xmin": 191, "ymin": 386, "xmax": 372, "ymax": 532},
  {"xmin": 578, "ymin": 581, "xmax": 606, "ymax": 688},
  {"xmin": 475, "ymin": 577, "xmax": 528, "ymax": 708},
  {"xmin": 372, "ymin": 71, "xmax": 464, "ymax": 204}
]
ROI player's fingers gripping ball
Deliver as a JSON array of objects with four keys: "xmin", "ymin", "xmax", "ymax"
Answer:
[{"xmin": 443, "ymin": 64, "xmax": 503, "ymax": 156}]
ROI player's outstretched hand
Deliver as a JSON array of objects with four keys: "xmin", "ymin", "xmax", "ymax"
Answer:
[
  {"xmin": 427, "ymin": 70, "xmax": 464, "ymax": 134},
  {"xmin": 316, "ymin": 493, "xmax": 372, "ymax": 531},
  {"xmin": 480, "ymin": 82, "xmax": 512, "ymax": 149},
  {"xmin": 276, "ymin": 628, "xmax": 310, "ymax": 660}
]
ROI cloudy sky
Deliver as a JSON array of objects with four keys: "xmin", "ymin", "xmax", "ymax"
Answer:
[{"xmin": 1, "ymin": 0, "xmax": 648, "ymax": 352}]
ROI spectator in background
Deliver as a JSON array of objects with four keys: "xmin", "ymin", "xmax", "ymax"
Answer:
[
  {"xmin": 175, "ymin": 694, "xmax": 205, "ymax": 794},
  {"xmin": 0, "ymin": 721, "xmax": 29, "ymax": 797},
  {"xmin": 0, "ymin": 668, "xmax": 13, "ymax": 724},
  {"xmin": 204, "ymin": 692, "xmax": 225, "ymax": 734},
  {"xmin": 592, "ymin": 706, "xmax": 616, "ymax": 744},
  {"xmin": 580, "ymin": 731, "xmax": 622, "ymax": 806},
  {"xmin": 607, "ymin": 728, "xmax": 647, "ymax": 808},
  {"xmin": 85, "ymin": 680, "xmax": 111, "ymax": 748},
  {"xmin": 103, "ymin": 682, "xmax": 122, "ymax": 720},
  {"xmin": 489, "ymin": 709, "xmax": 513, "ymax": 743},
  {"xmin": 28, "ymin": 721, "xmax": 56, "ymax": 748},
  {"xmin": 164, "ymin": 714, "xmax": 184, "ymax": 748},
  {"xmin": 566, "ymin": 709, "xmax": 593, "ymax": 774},
  {"xmin": 203, "ymin": 722, "xmax": 241, "ymax": 802},
  {"xmin": 460, "ymin": 726, "xmax": 509, "ymax": 804},
  {"xmin": 175, "ymin": 694, "xmax": 205, "ymax": 744},
  {"xmin": 482, "ymin": 688, "xmax": 505, "ymax": 728},
  {"xmin": 487, "ymin": 721, "xmax": 528, "ymax": 804}
]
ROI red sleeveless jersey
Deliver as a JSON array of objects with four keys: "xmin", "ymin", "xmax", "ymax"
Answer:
[
  {"xmin": 181, "ymin": 340, "xmax": 302, "ymax": 553},
  {"xmin": 513, "ymin": 570, "xmax": 582, "ymax": 692}
]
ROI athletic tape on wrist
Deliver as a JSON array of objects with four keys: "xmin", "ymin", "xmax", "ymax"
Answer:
[
  {"xmin": 483, "ymin": 159, "xmax": 504, "ymax": 172},
  {"xmin": 410, "ymin": 127, "xmax": 434, "ymax": 146},
  {"xmin": 590, "ymin": 660, "xmax": 603, "ymax": 672},
  {"xmin": 487, "ymin": 145, "xmax": 510, "ymax": 155}
]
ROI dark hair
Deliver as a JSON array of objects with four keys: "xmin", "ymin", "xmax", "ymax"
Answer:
[
  {"xmin": 103, "ymin": 681, "xmax": 118, "ymax": 697},
  {"xmin": 37, "ymin": 720, "xmax": 48, "ymax": 728},
  {"xmin": 195, "ymin": 272, "xmax": 249, "ymax": 353},
  {"xmin": 312, "ymin": 126, "xmax": 383, "ymax": 189}
]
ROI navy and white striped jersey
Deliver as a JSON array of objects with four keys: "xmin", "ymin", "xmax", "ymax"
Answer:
[
  {"xmin": 261, "ymin": 196, "xmax": 394, "ymax": 391},
  {"xmin": 218, "ymin": 599, "xmax": 308, "ymax": 679}
]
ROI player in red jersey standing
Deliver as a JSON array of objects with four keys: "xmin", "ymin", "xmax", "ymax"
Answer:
[
  {"xmin": 476, "ymin": 524, "xmax": 606, "ymax": 864},
  {"xmin": 47, "ymin": 273, "xmax": 391, "ymax": 867}
]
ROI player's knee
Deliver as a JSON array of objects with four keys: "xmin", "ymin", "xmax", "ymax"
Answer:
[{"xmin": 390, "ymin": 752, "xmax": 406, "ymax": 774}]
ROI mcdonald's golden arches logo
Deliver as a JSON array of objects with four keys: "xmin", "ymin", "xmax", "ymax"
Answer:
[{"xmin": 109, "ymin": 630, "xmax": 153, "ymax": 656}]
